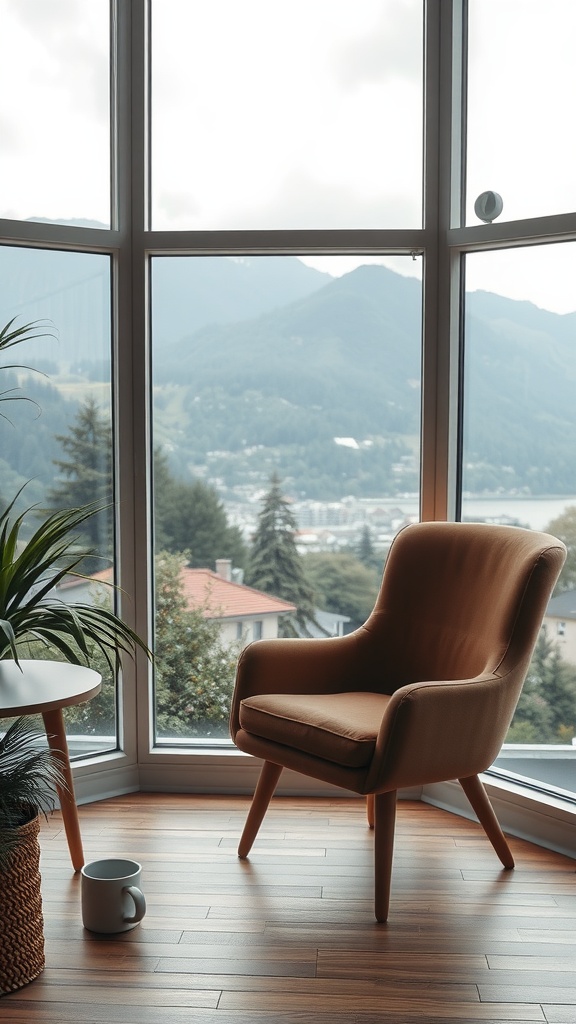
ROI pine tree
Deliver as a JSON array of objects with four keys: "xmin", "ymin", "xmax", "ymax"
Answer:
[
  {"xmin": 47, "ymin": 397, "xmax": 113, "ymax": 567},
  {"xmin": 357, "ymin": 524, "xmax": 374, "ymax": 565},
  {"xmin": 507, "ymin": 627, "xmax": 576, "ymax": 743},
  {"xmin": 356, "ymin": 524, "xmax": 384, "ymax": 573},
  {"xmin": 246, "ymin": 472, "xmax": 317, "ymax": 637},
  {"xmin": 532, "ymin": 629, "xmax": 576, "ymax": 737}
]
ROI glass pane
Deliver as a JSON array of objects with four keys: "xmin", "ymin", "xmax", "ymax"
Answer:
[
  {"xmin": 151, "ymin": 0, "xmax": 423, "ymax": 230},
  {"xmin": 0, "ymin": 0, "xmax": 110, "ymax": 226},
  {"xmin": 461, "ymin": 244, "xmax": 576, "ymax": 798},
  {"xmin": 0, "ymin": 245, "xmax": 116, "ymax": 757},
  {"xmin": 151, "ymin": 254, "xmax": 422, "ymax": 743},
  {"xmin": 466, "ymin": 0, "xmax": 576, "ymax": 225}
]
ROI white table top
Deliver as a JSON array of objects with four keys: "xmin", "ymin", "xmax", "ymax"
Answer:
[{"xmin": 0, "ymin": 660, "xmax": 102, "ymax": 717}]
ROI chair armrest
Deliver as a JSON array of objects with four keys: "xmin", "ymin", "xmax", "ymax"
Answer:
[
  {"xmin": 367, "ymin": 669, "xmax": 521, "ymax": 793},
  {"xmin": 230, "ymin": 632, "xmax": 366, "ymax": 739}
]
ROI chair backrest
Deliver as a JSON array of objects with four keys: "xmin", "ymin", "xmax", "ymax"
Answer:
[{"xmin": 362, "ymin": 521, "xmax": 566, "ymax": 694}]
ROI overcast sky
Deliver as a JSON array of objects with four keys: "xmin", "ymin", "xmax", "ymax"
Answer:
[{"xmin": 0, "ymin": 0, "xmax": 574, "ymax": 314}]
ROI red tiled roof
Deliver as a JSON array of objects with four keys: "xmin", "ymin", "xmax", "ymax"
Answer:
[
  {"xmin": 60, "ymin": 566, "xmax": 295, "ymax": 620},
  {"xmin": 180, "ymin": 569, "xmax": 296, "ymax": 620}
]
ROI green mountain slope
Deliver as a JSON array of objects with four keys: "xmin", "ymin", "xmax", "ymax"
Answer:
[
  {"xmin": 152, "ymin": 266, "xmax": 576, "ymax": 499},
  {"xmin": 158, "ymin": 265, "xmax": 422, "ymax": 435},
  {"xmin": 464, "ymin": 291, "xmax": 576, "ymax": 493},
  {"xmin": 153, "ymin": 266, "xmax": 423, "ymax": 498},
  {"xmin": 0, "ymin": 251, "xmax": 575, "ymax": 503},
  {"xmin": 152, "ymin": 255, "xmax": 333, "ymax": 344}
]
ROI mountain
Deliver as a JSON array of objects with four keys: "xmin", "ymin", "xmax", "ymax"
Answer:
[
  {"xmin": 0, "ymin": 251, "xmax": 575, "ymax": 503},
  {"xmin": 464, "ymin": 291, "xmax": 576, "ymax": 493},
  {"xmin": 152, "ymin": 256, "xmax": 333, "ymax": 345},
  {"xmin": 152, "ymin": 266, "xmax": 576, "ymax": 499},
  {"xmin": 151, "ymin": 265, "xmax": 423, "ymax": 499},
  {"xmin": 158, "ymin": 264, "xmax": 421, "ymax": 435},
  {"xmin": 0, "ymin": 248, "xmax": 331, "ymax": 366}
]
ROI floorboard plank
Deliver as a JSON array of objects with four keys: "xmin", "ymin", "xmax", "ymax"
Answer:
[{"xmin": 0, "ymin": 793, "xmax": 573, "ymax": 1024}]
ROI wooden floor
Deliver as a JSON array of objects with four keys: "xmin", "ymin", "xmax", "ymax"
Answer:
[{"xmin": 1, "ymin": 793, "xmax": 575, "ymax": 1023}]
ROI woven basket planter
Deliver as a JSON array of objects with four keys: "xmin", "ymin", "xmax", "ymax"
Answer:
[{"xmin": 0, "ymin": 813, "xmax": 45, "ymax": 995}]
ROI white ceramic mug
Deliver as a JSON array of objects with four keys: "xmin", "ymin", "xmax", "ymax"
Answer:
[{"xmin": 81, "ymin": 858, "xmax": 146, "ymax": 934}]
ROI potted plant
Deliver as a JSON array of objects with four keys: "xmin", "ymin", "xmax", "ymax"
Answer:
[
  {"xmin": 0, "ymin": 319, "xmax": 151, "ymax": 992},
  {"xmin": 0, "ymin": 318, "xmax": 149, "ymax": 670},
  {"xmin": 0, "ymin": 716, "xmax": 67, "ymax": 993}
]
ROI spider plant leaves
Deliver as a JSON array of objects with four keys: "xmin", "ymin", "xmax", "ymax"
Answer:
[
  {"xmin": 0, "ymin": 716, "xmax": 68, "ymax": 872},
  {"xmin": 0, "ymin": 318, "xmax": 53, "ymax": 420},
  {"xmin": 0, "ymin": 317, "xmax": 54, "ymax": 355},
  {"xmin": 0, "ymin": 493, "xmax": 151, "ymax": 670},
  {"xmin": 0, "ymin": 318, "xmax": 150, "ymax": 672}
]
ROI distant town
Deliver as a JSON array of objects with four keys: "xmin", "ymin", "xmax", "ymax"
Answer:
[{"xmin": 223, "ymin": 492, "xmax": 535, "ymax": 560}]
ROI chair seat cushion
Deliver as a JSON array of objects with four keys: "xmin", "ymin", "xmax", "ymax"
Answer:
[{"xmin": 239, "ymin": 691, "xmax": 391, "ymax": 768}]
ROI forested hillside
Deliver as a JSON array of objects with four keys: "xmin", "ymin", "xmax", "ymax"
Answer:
[
  {"xmin": 463, "ymin": 291, "xmax": 576, "ymax": 493},
  {"xmin": 153, "ymin": 264, "xmax": 422, "ymax": 497},
  {"xmin": 0, "ymin": 253, "xmax": 575, "ymax": 503}
]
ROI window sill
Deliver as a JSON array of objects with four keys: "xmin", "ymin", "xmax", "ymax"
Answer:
[{"xmin": 423, "ymin": 774, "xmax": 576, "ymax": 860}]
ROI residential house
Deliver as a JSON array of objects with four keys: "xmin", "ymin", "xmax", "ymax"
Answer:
[
  {"xmin": 180, "ymin": 559, "xmax": 296, "ymax": 647},
  {"xmin": 56, "ymin": 559, "xmax": 296, "ymax": 650},
  {"xmin": 543, "ymin": 589, "xmax": 576, "ymax": 665}
]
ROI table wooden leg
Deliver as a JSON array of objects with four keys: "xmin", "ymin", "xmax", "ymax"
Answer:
[{"xmin": 42, "ymin": 708, "xmax": 84, "ymax": 872}]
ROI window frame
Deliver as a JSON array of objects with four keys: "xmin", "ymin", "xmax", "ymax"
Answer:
[{"xmin": 0, "ymin": 0, "xmax": 574, "ymax": 852}]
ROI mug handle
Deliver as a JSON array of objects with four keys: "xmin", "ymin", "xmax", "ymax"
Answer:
[{"xmin": 123, "ymin": 885, "xmax": 146, "ymax": 923}]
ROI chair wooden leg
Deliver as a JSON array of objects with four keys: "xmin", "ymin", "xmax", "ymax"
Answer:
[
  {"xmin": 373, "ymin": 790, "xmax": 397, "ymax": 923},
  {"xmin": 238, "ymin": 761, "xmax": 283, "ymax": 859},
  {"xmin": 366, "ymin": 793, "xmax": 375, "ymax": 829},
  {"xmin": 459, "ymin": 774, "xmax": 515, "ymax": 869}
]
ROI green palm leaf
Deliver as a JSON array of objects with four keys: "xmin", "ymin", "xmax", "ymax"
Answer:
[
  {"xmin": 0, "ymin": 493, "xmax": 151, "ymax": 670},
  {"xmin": 0, "ymin": 716, "xmax": 67, "ymax": 871},
  {"xmin": 0, "ymin": 318, "xmax": 53, "ymax": 419}
]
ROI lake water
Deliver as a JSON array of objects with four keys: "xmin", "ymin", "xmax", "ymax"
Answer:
[
  {"xmin": 460, "ymin": 497, "xmax": 576, "ymax": 532},
  {"xmin": 384, "ymin": 497, "xmax": 576, "ymax": 532}
]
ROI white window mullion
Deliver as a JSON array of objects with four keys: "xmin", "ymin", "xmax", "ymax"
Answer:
[
  {"xmin": 113, "ymin": 0, "xmax": 152, "ymax": 769},
  {"xmin": 420, "ymin": 0, "xmax": 465, "ymax": 523}
]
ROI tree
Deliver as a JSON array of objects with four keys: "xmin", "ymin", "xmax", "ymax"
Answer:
[
  {"xmin": 356, "ymin": 524, "xmax": 385, "ymax": 573},
  {"xmin": 65, "ymin": 549, "xmax": 241, "ymax": 739},
  {"xmin": 357, "ymin": 524, "xmax": 374, "ymax": 565},
  {"xmin": 154, "ymin": 450, "xmax": 246, "ymax": 569},
  {"xmin": 303, "ymin": 551, "xmax": 380, "ymax": 630},
  {"xmin": 545, "ymin": 506, "xmax": 576, "ymax": 594},
  {"xmin": 153, "ymin": 550, "xmax": 239, "ymax": 737},
  {"xmin": 246, "ymin": 472, "xmax": 317, "ymax": 637},
  {"xmin": 47, "ymin": 397, "xmax": 113, "ymax": 568},
  {"xmin": 507, "ymin": 628, "xmax": 576, "ymax": 743}
]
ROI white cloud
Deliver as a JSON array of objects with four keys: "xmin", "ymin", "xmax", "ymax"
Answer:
[
  {"xmin": 1, "ymin": 0, "xmax": 574, "ymax": 313},
  {"xmin": 151, "ymin": 0, "xmax": 422, "ymax": 231},
  {"xmin": 334, "ymin": 0, "xmax": 422, "ymax": 87},
  {"xmin": 0, "ymin": 0, "xmax": 109, "ymax": 223}
]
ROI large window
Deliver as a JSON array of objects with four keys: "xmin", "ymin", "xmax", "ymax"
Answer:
[
  {"xmin": 461, "ymin": 244, "xmax": 576, "ymax": 795},
  {"xmin": 151, "ymin": 254, "xmax": 422, "ymax": 743},
  {"xmin": 0, "ymin": 245, "xmax": 116, "ymax": 755},
  {"xmin": 0, "ymin": 2, "xmax": 574, "ymax": 827}
]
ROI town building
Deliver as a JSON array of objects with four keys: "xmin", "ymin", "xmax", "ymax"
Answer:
[{"xmin": 544, "ymin": 589, "xmax": 576, "ymax": 665}]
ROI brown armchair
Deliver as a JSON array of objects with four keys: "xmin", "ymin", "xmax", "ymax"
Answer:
[{"xmin": 230, "ymin": 521, "xmax": 566, "ymax": 922}]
